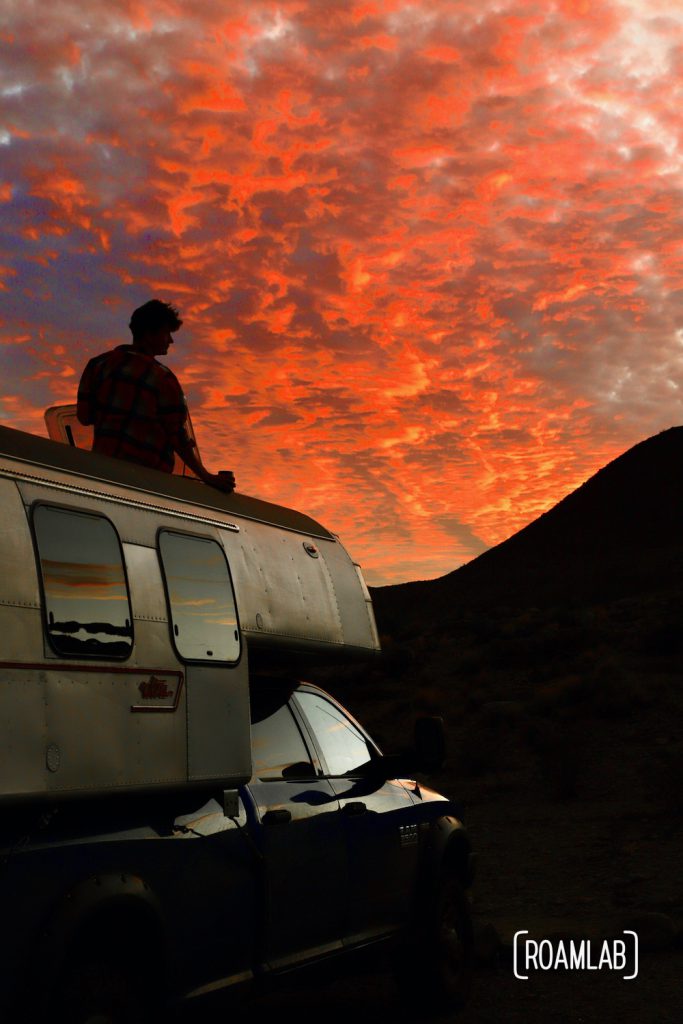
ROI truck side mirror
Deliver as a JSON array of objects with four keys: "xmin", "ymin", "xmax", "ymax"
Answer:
[
  {"xmin": 281, "ymin": 761, "xmax": 317, "ymax": 781},
  {"xmin": 414, "ymin": 716, "xmax": 446, "ymax": 775}
]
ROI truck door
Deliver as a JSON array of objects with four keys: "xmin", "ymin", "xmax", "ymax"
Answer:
[
  {"xmin": 293, "ymin": 689, "xmax": 419, "ymax": 947},
  {"xmin": 246, "ymin": 687, "xmax": 346, "ymax": 969}
]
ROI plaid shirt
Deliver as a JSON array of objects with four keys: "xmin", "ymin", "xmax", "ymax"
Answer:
[{"xmin": 77, "ymin": 345, "xmax": 195, "ymax": 473}]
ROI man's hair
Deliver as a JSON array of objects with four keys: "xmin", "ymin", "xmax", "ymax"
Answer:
[{"xmin": 129, "ymin": 300, "xmax": 182, "ymax": 340}]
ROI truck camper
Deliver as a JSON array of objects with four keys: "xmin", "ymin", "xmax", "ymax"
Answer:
[{"xmin": 0, "ymin": 411, "xmax": 474, "ymax": 1023}]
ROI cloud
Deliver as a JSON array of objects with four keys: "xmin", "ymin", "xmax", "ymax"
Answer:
[{"xmin": 2, "ymin": 0, "xmax": 683, "ymax": 582}]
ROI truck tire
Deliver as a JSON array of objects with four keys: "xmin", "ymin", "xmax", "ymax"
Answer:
[
  {"xmin": 54, "ymin": 957, "xmax": 150, "ymax": 1024},
  {"xmin": 395, "ymin": 870, "xmax": 473, "ymax": 1014}
]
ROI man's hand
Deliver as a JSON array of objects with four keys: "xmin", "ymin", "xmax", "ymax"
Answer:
[{"xmin": 178, "ymin": 443, "xmax": 236, "ymax": 493}]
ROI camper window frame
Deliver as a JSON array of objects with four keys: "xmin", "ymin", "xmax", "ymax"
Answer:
[
  {"xmin": 29, "ymin": 500, "xmax": 135, "ymax": 662},
  {"xmin": 157, "ymin": 527, "xmax": 242, "ymax": 667}
]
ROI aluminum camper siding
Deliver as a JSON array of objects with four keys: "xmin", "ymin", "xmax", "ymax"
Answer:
[
  {"xmin": 0, "ymin": 425, "xmax": 380, "ymax": 658},
  {"xmin": 0, "ymin": 426, "xmax": 380, "ymax": 802},
  {"xmin": 0, "ymin": 471, "xmax": 251, "ymax": 800}
]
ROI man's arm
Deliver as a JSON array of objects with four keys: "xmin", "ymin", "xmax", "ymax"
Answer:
[
  {"xmin": 177, "ymin": 442, "xmax": 236, "ymax": 493},
  {"xmin": 157, "ymin": 365, "xmax": 235, "ymax": 492}
]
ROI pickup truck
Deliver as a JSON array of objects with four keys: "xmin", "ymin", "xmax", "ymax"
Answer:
[
  {"xmin": 0, "ymin": 416, "xmax": 475, "ymax": 1022},
  {"xmin": 2, "ymin": 676, "xmax": 475, "ymax": 1022}
]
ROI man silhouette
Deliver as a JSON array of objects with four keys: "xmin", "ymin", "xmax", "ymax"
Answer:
[{"xmin": 77, "ymin": 300, "xmax": 235, "ymax": 492}]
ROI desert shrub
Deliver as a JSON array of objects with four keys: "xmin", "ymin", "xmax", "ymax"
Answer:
[
  {"xmin": 638, "ymin": 621, "xmax": 683, "ymax": 657},
  {"xmin": 649, "ymin": 743, "xmax": 683, "ymax": 812},
  {"xmin": 530, "ymin": 661, "xmax": 652, "ymax": 723},
  {"xmin": 525, "ymin": 715, "xmax": 585, "ymax": 800},
  {"xmin": 530, "ymin": 674, "xmax": 592, "ymax": 715},
  {"xmin": 457, "ymin": 727, "xmax": 503, "ymax": 778},
  {"xmin": 586, "ymin": 661, "xmax": 651, "ymax": 719},
  {"xmin": 376, "ymin": 634, "xmax": 416, "ymax": 675},
  {"xmin": 451, "ymin": 650, "xmax": 482, "ymax": 675},
  {"xmin": 455, "ymin": 701, "xmax": 527, "ymax": 779}
]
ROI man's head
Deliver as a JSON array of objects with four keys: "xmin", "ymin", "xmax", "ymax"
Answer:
[{"xmin": 129, "ymin": 300, "xmax": 182, "ymax": 357}]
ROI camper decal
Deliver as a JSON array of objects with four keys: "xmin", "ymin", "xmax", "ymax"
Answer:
[
  {"xmin": 139, "ymin": 675, "xmax": 173, "ymax": 700},
  {"xmin": 130, "ymin": 671, "xmax": 184, "ymax": 712}
]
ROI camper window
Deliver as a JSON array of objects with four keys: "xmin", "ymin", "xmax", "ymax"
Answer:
[
  {"xmin": 32, "ymin": 505, "xmax": 133, "ymax": 659},
  {"xmin": 158, "ymin": 531, "xmax": 240, "ymax": 663}
]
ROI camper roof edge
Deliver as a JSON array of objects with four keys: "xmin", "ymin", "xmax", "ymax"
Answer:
[{"xmin": 0, "ymin": 423, "xmax": 333, "ymax": 540}]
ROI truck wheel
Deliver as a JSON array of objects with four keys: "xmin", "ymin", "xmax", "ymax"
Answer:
[
  {"xmin": 395, "ymin": 871, "xmax": 473, "ymax": 1014},
  {"xmin": 54, "ymin": 957, "xmax": 150, "ymax": 1024}
]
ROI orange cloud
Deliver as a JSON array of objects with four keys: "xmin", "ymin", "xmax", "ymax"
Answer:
[{"xmin": 1, "ymin": 1, "xmax": 683, "ymax": 583}]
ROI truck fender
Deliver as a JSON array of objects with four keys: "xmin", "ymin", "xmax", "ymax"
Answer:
[
  {"xmin": 420, "ymin": 815, "xmax": 475, "ymax": 892},
  {"xmin": 32, "ymin": 872, "xmax": 167, "ymax": 1012}
]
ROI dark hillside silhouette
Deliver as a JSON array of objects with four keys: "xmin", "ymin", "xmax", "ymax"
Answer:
[
  {"xmin": 325, "ymin": 424, "xmax": 683, "ymax": 784},
  {"xmin": 372, "ymin": 426, "xmax": 683, "ymax": 640}
]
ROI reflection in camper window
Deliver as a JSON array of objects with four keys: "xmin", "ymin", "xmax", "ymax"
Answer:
[
  {"xmin": 33, "ymin": 506, "xmax": 133, "ymax": 659},
  {"xmin": 159, "ymin": 532, "xmax": 240, "ymax": 663}
]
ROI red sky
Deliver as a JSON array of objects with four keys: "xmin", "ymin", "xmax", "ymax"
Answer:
[{"xmin": 2, "ymin": 0, "xmax": 683, "ymax": 585}]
